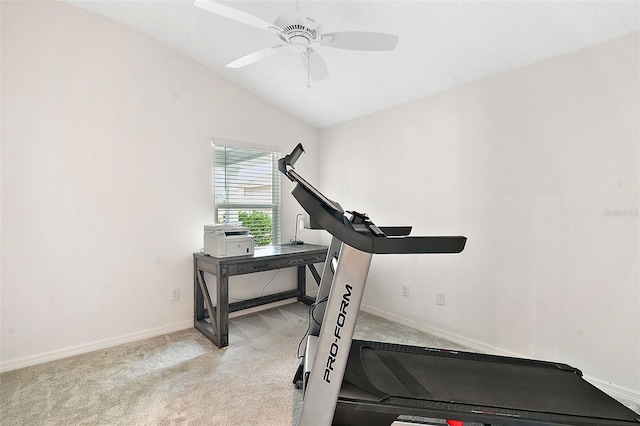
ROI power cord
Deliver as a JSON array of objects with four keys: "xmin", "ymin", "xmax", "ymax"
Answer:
[
  {"xmin": 228, "ymin": 269, "xmax": 281, "ymax": 301},
  {"xmin": 290, "ymin": 236, "xmax": 304, "ymax": 245},
  {"xmin": 289, "ymin": 213, "xmax": 304, "ymax": 245},
  {"xmin": 297, "ymin": 296, "xmax": 328, "ymax": 359}
]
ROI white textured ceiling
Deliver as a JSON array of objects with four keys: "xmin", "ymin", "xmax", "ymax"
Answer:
[{"xmin": 67, "ymin": 0, "xmax": 640, "ymax": 129}]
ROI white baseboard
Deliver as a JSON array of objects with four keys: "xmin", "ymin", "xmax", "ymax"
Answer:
[
  {"xmin": 0, "ymin": 319, "xmax": 193, "ymax": 373},
  {"xmin": 360, "ymin": 303, "xmax": 520, "ymax": 356},
  {"xmin": 0, "ymin": 299, "xmax": 299, "ymax": 374},
  {"xmin": 361, "ymin": 303, "xmax": 640, "ymax": 412}
]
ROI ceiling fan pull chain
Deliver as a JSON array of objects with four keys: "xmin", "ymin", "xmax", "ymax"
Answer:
[{"xmin": 307, "ymin": 49, "xmax": 311, "ymax": 88}]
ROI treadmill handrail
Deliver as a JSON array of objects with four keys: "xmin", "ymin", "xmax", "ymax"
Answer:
[{"xmin": 279, "ymin": 144, "xmax": 467, "ymax": 255}]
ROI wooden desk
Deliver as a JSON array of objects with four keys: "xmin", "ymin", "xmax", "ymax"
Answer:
[{"xmin": 193, "ymin": 244, "xmax": 328, "ymax": 347}]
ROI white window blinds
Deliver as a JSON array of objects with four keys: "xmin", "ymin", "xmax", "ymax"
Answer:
[{"xmin": 214, "ymin": 144, "xmax": 282, "ymax": 246}]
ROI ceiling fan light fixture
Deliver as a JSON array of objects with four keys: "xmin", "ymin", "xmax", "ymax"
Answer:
[{"xmin": 289, "ymin": 35, "xmax": 310, "ymax": 52}]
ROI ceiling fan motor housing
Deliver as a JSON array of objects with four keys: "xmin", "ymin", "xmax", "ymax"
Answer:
[{"xmin": 275, "ymin": 12, "xmax": 321, "ymax": 52}]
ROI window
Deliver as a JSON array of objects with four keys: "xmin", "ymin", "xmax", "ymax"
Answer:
[{"xmin": 214, "ymin": 144, "xmax": 282, "ymax": 246}]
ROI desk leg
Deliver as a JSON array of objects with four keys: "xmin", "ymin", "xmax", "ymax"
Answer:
[
  {"xmin": 217, "ymin": 265, "xmax": 229, "ymax": 347},
  {"xmin": 195, "ymin": 269, "xmax": 222, "ymax": 346},
  {"xmin": 297, "ymin": 265, "xmax": 306, "ymax": 300},
  {"xmin": 298, "ymin": 264, "xmax": 322, "ymax": 305},
  {"xmin": 308, "ymin": 264, "xmax": 322, "ymax": 286},
  {"xmin": 193, "ymin": 264, "xmax": 230, "ymax": 348},
  {"xmin": 194, "ymin": 259, "xmax": 205, "ymax": 322}
]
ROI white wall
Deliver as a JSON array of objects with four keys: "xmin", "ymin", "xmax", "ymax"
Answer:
[
  {"xmin": 0, "ymin": 1, "xmax": 319, "ymax": 370},
  {"xmin": 319, "ymin": 32, "xmax": 639, "ymax": 400},
  {"xmin": 2, "ymin": 0, "xmax": 638, "ymax": 408}
]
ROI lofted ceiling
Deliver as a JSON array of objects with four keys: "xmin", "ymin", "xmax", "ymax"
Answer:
[{"xmin": 67, "ymin": 0, "xmax": 640, "ymax": 129}]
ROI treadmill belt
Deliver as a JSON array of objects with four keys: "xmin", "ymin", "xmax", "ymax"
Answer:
[{"xmin": 339, "ymin": 340, "xmax": 640, "ymax": 424}]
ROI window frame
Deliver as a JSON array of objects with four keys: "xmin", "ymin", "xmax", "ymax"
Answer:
[{"xmin": 213, "ymin": 141, "xmax": 282, "ymax": 246}]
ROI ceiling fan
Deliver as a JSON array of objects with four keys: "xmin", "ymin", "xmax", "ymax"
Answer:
[{"xmin": 193, "ymin": 0, "xmax": 399, "ymax": 82}]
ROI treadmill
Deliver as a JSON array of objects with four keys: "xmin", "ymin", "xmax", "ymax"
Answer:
[{"xmin": 279, "ymin": 144, "xmax": 639, "ymax": 426}]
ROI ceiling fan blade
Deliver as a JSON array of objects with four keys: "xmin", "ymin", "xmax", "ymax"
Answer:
[
  {"xmin": 194, "ymin": 0, "xmax": 282, "ymax": 32},
  {"xmin": 321, "ymin": 32, "xmax": 399, "ymax": 51},
  {"xmin": 301, "ymin": 48, "xmax": 329, "ymax": 81},
  {"xmin": 227, "ymin": 45, "xmax": 283, "ymax": 68}
]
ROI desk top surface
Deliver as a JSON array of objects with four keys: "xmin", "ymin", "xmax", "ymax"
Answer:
[
  {"xmin": 194, "ymin": 244, "xmax": 327, "ymax": 264},
  {"xmin": 253, "ymin": 243, "xmax": 327, "ymax": 257}
]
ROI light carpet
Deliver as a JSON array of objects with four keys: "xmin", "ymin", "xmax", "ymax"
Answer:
[{"xmin": 0, "ymin": 303, "xmax": 466, "ymax": 425}]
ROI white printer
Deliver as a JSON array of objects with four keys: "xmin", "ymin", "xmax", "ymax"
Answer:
[{"xmin": 203, "ymin": 224, "xmax": 254, "ymax": 257}]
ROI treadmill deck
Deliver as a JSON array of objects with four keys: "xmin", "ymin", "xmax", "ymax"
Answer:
[{"xmin": 335, "ymin": 340, "xmax": 640, "ymax": 426}]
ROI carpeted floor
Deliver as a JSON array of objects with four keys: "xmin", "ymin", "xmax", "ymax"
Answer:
[{"xmin": 0, "ymin": 302, "xmax": 466, "ymax": 426}]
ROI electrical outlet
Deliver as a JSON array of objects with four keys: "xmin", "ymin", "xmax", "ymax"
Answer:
[
  {"xmin": 437, "ymin": 292, "xmax": 446, "ymax": 306},
  {"xmin": 402, "ymin": 284, "xmax": 410, "ymax": 297},
  {"xmin": 171, "ymin": 288, "xmax": 180, "ymax": 301}
]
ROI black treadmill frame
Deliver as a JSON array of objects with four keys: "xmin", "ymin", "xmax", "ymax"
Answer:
[{"xmin": 279, "ymin": 143, "xmax": 639, "ymax": 426}]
